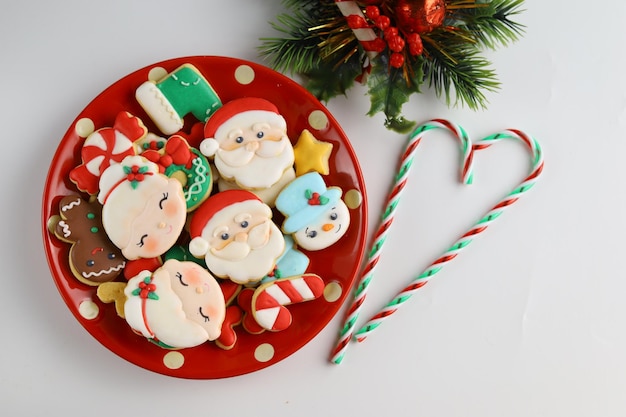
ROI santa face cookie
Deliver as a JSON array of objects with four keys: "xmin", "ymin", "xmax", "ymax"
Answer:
[
  {"xmin": 275, "ymin": 172, "xmax": 351, "ymax": 251},
  {"xmin": 200, "ymin": 97, "xmax": 295, "ymax": 190},
  {"xmin": 98, "ymin": 155, "xmax": 187, "ymax": 260},
  {"xmin": 189, "ymin": 190, "xmax": 285, "ymax": 285},
  {"xmin": 123, "ymin": 260, "xmax": 225, "ymax": 349}
]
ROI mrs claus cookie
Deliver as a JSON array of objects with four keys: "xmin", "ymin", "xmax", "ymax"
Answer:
[
  {"xmin": 124, "ymin": 259, "xmax": 226, "ymax": 349},
  {"xmin": 98, "ymin": 155, "xmax": 187, "ymax": 261}
]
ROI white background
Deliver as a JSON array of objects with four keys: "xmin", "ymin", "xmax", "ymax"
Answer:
[{"xmin": 2, "ymin": 0, "xmax": 626, "ymax": 415}]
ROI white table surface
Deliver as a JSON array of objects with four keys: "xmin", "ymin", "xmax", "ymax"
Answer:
[{"xmin": 3, "ymin": 0, "xmax": 625, "ymax": 415}]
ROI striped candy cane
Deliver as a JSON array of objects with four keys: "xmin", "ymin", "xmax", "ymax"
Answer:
[
  {"xmin": 334, "ymin": 0, "xmax": 381, "ymax": 59},
  {"xmin": 330, "ymin": 119, "xmax": 474, "ymax": 364},
  {"xmin": 354, "ymin": 129, "xmax": 544, "ymax": 342}
]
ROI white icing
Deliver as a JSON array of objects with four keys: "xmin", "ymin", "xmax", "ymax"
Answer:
[
  {"xmin": 255, "ymin": 307, "xmax": 280, "ymax": 329},
  {"xmin": 196, "ymin": 201, "xmax": 284, "ymax": 284},
  {"xmin": 124, "ymin": 270, "xmax": 210, "ymax": 348},
  {"xmin": 162, "ymin": 259, "xmax": 225, "ymax": 341},
  {"xmin": 81, "ymin": 261, "xmax": 126, "ymax": 278},
  {"xmin": 57, "ymin": 220, "xmax": 71, "ymax": 238},
  {"xmin": 292, "ymin": 200, "xmax": 351, "ymax": 251},
  {"xmin": 61, "ymin": 198, "xmax": 81, "ymax": 212},
  {"xmin": 113, "ymin": 130, "xmax": 133, "ymax": 154},
  {"xmin": 217, "ymin": 167, "xmax": 295, "ymax": 207},
  {"xmin": 185, "ymin": 157, "xmax": 208, "ymax": 202},
  {"xmin": 291, "ymin": 277, "xmax": 316, "ymax": 300},
  {"xmin": 264, "ymin": 285, "xmax": 291, "ymax": 305},
  {"xmin": 214, "ymin": 138, "xmax": 294, "ymax": 189},
  {"xmin": 135, "ymin": 81, "xmax": 183, "ymax": 135},
  {"xmin": 209, "ymin": 109, "xmax": 294, "ymax": 190},
  {"xmin": 99, "ymin": 155, "xmax": 187, "ymax": 259},
  {"xmin": 85, "ymin": 155, "xmax": 104, "ymax": 176}
]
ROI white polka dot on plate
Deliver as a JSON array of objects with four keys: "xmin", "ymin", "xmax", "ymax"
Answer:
[
  {"xmin": 78, "ymin": 299, "xmax": 99, "ymax": 320},
  {"xmin": 148, "ymin": 67, "xmax": 168, "ymax": 82},
  {"xmin": 235, "ymin": 65, "xmax": 255, "ymax": 85},
  {"xmin": 75, "ymin": 118, "xmax": 95, "ymax": 138},
  {"xmin": 344, "ymin": 189, "xmax": 363, "ymax": 209},
  {"xmin": 308, "ymin": 110, "xmax": 329, "ymax": 130},
  {"xmin": 254, "ymin": 343, "xmax": 275, "ymax": 363},
  {"xmin": 323, "ymin": 282, "xmax": 343, "ymax": 303},
  {"xmin": 163, "ymin": 351, "xmax": 185, "ymax": 370}
]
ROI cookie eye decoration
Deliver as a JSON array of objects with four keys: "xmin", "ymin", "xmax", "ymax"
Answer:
[
  {"xmin": 235, "ymin": 136, "xmax": 244, "ymax": 144},
  {"xmin": 306, "ymin": 229, "xmax": 318, "ymax": 238}
]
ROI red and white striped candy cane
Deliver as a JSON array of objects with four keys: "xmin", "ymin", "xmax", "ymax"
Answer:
[
  {"xmin": 330, "ymin": 119, "xmax": 474, "ymax": 364},
  {"xmin": 334, "ymin": 0, "xmax": 381, "ymax": 59},
  {"xmin": 353, "ymin": 128, "xmax": 544, "ymax": 343},
  {"xmin": 253, "ymin": 274, "xmax": 325, "ymax": 332}
]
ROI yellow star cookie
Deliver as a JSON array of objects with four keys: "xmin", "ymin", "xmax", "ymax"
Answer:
[{"xmin": 293, "ymin": 129, "xmax": 333, "ymax": 176}]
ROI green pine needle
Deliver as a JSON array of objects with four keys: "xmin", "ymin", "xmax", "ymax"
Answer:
[
  {"xmin": 453, "ymin": 0, "xmax": 526, "ymax": 49},
  {"xmin": 258, "ymin": 0, "xmax": 526, "ymax": 132},
  {"xmin": 423, "ymin": 29, "xmax": 500, "ymax": 109}
]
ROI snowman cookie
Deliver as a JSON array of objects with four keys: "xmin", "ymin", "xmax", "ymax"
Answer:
[{"xmin": 275, "ymin": 172, "xmax": 351, "ymax": 251}]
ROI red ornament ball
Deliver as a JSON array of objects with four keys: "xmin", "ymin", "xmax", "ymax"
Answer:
[{"xmin": 394, "ymin": 0, "xmax": 446, "ymax": 34}]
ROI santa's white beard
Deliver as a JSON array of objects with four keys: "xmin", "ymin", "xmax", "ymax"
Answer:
[
  {"xmin": 215, "ymin": 137, "xmax": 294, "ymax": 189},
  {"xmin": 204, "ymin": 222, "xmax": 285, "ymax": 284}
]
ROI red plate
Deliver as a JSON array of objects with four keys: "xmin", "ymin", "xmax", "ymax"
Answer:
[{"xmin": 41, "ymin": 56, "xmax": 367, "ymax": 378}]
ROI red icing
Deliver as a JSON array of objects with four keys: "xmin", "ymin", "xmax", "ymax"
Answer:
[
  {"xmin": 236, "ymin": 288, "xmax": 265, "ymax": 335},
  {"xmin": 123, "ymin": 257, "xmax": 162, "ymax": 280},
  {"xmin": 69, "ymin": 112, "xmax": 145, "ymax": 195},
  {"xmin": 215, "ymin": 305, "xmax": 243, "ymax": 350}
]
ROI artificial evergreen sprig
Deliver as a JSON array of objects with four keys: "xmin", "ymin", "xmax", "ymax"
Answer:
[{"xmin": 259, "ymin": 0, "xmax": 525, "ymax": 133}]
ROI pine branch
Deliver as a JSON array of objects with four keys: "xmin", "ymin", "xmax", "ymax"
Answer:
[
  {"xmin": 259, "ymin": 11, "xmax": 326, "ymax": 74},
  {"xmin": 422, "ymin": 30, "xmax": 499, "ymax": 109},
  {"xmin": 452, "ymin": 0, "xmax": 526, "ymax": 49}
]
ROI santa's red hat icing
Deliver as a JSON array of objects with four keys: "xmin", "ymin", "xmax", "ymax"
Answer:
[
  {"xmin": 189, "ymin": 189, "xmax": 271, "ymax": 258},
  {"xmin": 200, "ymin": 97, "xmax": 287, "ymax": 157}
]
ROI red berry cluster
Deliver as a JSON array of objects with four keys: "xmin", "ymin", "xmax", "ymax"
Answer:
[{"xmin": 364, "ymin": 5, "xmax": 424, "ymax": 68}]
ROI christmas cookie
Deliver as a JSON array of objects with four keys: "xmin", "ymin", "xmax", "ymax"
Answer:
[
  {"xmin": 136, "ymin": 63, "xmax": 222, "ymax": 135},
  {"xmin": 141, "ymin": 135, "xmax": 213, "ymax": 211},
  {"xmin": 275, "ymin": 172, "xmax": 351, "ymax": 251},
  {"xmin": 69, "ymin": 112, "xmax": 145, "ymax": 195},
  {"xmin": 98, "ymin": 155, "xmax": 187, "ymax": 261},
  {"xmin": 261, "ymin": 235, "xmax": 309, "ymax": 284},
  {"xmin": 293, "ymin": 129, "xmax": 333, "ymax": 176},
  {"xmin": 200, "ymin": 97, "xmax": 295, "ymax": 191},
  {"xmin": 216, "ymin": 167, "xmax": 295, "ymax": 207},
  {"xmin": 123, "ymin": 259, "xmax": 226, "ymax": 349},
  {"xmin": 251, "ymin": 274, "xmax": 325, "ymax": 332},
  {"xmin": 51, "ymin": 195, "xmax": 126, "ymax": 286},
  {"xmin": 189, "ymin": 190, "xmax": 285, "ymax": 285}
]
